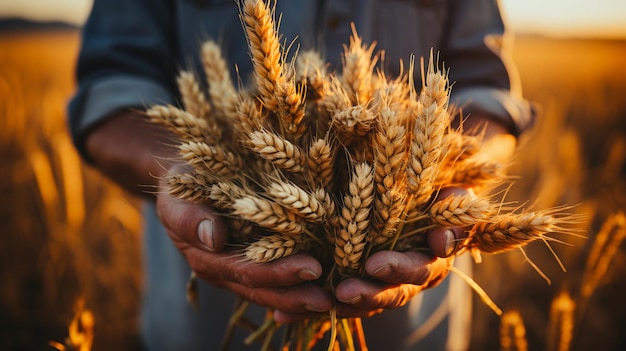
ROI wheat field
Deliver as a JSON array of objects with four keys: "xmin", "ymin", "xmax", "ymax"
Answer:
[{"xmin": 0, "ymin": 29, "xmax": 624, "ymax": 350}]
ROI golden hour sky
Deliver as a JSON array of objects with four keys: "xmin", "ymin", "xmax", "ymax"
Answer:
[{"xmin": 1, "ymin": 0, "xmax": 625, "ymax": 38}]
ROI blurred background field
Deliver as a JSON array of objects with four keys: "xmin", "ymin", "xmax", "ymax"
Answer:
[{"xmin": 0, "ymin": 27, "xmax": 625, "ymax": 350}]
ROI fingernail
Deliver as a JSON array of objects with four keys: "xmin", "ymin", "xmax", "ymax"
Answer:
[
  {"xmin": 197, "ymin": 219, "xmax": 214, "ymax": 251},
  {"xmin": 338, "ymin": 295, "xmax": 362, "ymax": 305},
  {"xmin": 298, "ymin": 269, "xmax": 319, "ymax": 281},
  {"xmin": 444, "ymin": 229, "xmax": 457, "ymax": 257},
  {"xmin": 371, "ymin": 264, "xmax": 392, "ymax": 279}
]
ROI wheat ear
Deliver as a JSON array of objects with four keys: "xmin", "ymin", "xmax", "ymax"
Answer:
[
  {"xmin": 167, "ymin": 172, "xmax": 213, "ymax": 203},
  {"xmin": 248, "ymin": 129, "xmax": 306, "ymax": 173},
  {"xmin": 429, "ymin": 192, "xmax": 495, "ymax": 227},
  {"xmin": 266, "ymin": 180, "xmax": 326, "ymax": 223},
  {"xmin": 201, "ymin": 40, "xmax": 239, "ymax": 120},
  {"xmin": 146, "ymin": 104, "xmax": 220, "ymax": 144},
  {"xmin": 499, "ymin": 310, "xmax": 528, "ymax": 351},
  {"xmin": 295, "ymin": 49, "xmax": 327, "ymax": 100},
  {"xmin": 178, "ymin": 140, "xmax": 243, "ymax": 178},
  {"xmin": 245, "ymin": 233, "xmax": 301, "ymax": 263},
  {"xmin": 469, "ymin": 207, "xmax": 580, "ymax": 254},
  {"xmin": 547, "ymin": 291, "xmax": 575, "ymax": 351},
  {"xmin": 334, "ymin": 162, "xmax": 374, "ymax": 273},
  {"xmin": 232, "ymin": 195, "xmax": 304, "ymax": 236},
  {"xmin": 306, "ymin": 138, "xmax": 334, "ymax": 187},
  {"xmin": 241, "ymin": 0, "xmax": 283, "ymax": 112},
  {"xmin": 340, "ymin": 24, "xmax": 378, "ymax": 105},
  {"xmin": 177, "ymin": 70, "xmax": 212, "ymax": 121},
  {"xmin": 406, "ymin": 52, "xmax": 450, "ymax": 208}
]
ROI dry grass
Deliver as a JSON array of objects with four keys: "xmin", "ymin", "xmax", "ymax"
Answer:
[{"xmin": 1, "ymin": 25, "xmax": 625, "ymax": 351}]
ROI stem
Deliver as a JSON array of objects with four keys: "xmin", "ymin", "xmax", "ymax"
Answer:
[
  {"xmin": 244, "ymin": 311, "xmax": 277, "ymax": 345},
  {"xmin": 449, "ymin": 265, "xmax": 502, "ymax": 316},
  {"xmin": 219, "ymin": 299, "xmax": 250, "ymax": 351},
  {"xmin": 326, "ymin": 307, "xmax": 338, "ymax": 351},
  {"xmin": 352, "ymin": 318, "xmax": 368, "ymax": 351}
]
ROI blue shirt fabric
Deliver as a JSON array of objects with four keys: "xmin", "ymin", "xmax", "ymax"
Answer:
[{"xmin": 69, "ymin": 1, "xmax": 535, "ymax": 350}]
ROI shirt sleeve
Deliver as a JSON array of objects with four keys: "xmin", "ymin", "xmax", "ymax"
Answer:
[
  {"xmin": 67, "ymin": 0, "xmax": 178, "ymax": 160},
  {"xmin": 442, "ymin": 0, "xmax": 535, "ymax": 136}
]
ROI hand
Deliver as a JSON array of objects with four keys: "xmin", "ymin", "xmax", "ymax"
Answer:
[
  {"xmin": 156, "ymin": 171, "xmax": 335, "ymax": 316},
  {"xmin": 86, "ymin": 111, "xmax": 335, "ymax": 316}
]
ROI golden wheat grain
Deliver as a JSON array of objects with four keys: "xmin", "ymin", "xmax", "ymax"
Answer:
[
  {"xmin": 248, "ymin": 129, "xmax": 306, "ymax": 172},
  {"xmin": 429, "ymin": 192, "xmax": 495, "ymax": 227},
  {"xmin": 267, "ymin": 180, "xmax": 326, "ymax": 223},
  {"xmin": 499, "ymin": 310, "xmax": 528, "ymax": 351},
  {"xmin": 232, "ymin": 195, "xmax": 304, "ymax": 236},
  {"xmin": 177, "ymin": 70, "xmax": 212, "ymax": 121},
  {"xmin": 245, "ymin": 233, "xmax": 300, "ymax": 263},
  {"xmin": 242, "ymin": 0, "xmax": 284, "ymax": 112},
  {"xmin": 334, "ymin": 162, "xmax": 374, "ymax": 272}
]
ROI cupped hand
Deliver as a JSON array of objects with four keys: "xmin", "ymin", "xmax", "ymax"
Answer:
[
  {"xmin": 156, "ymin": 170, "xmax": 334, "ymax": 316},
  {"xmin": 275, "ymin": 187, "xmax": 471, "ymax": 323}
]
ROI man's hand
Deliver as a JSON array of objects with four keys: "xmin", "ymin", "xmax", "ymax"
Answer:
[{"xmin": 156, "ymin": 173, "xmax": 335, "ymax": 315}]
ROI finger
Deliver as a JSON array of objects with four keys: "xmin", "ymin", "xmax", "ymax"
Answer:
[
  {"xmin": 363, "ymin": 250, "xmax": 449, "ymax": 286},
  {"xmin": 428, "ymin": 226, "xmax": 469, "ymax": 257},
  {"xmin": 181, "ymin": 247, "xmax": 323, "ymax": 288},
  {"xmin": 225, "ymin": 281, "xmax": 333, "ymax": 316},
  {"xmin": 335, "ymin": 278, "xmax": 421, "ymax": 311},
  {"xmin": 156, "ymin": 186, "xmax": 229, "ymax": 252}
]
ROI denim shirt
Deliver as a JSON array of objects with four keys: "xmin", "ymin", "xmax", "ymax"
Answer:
[{"xmin": 68, "ymin": 1, "xmax": 533, "ymax": 350}]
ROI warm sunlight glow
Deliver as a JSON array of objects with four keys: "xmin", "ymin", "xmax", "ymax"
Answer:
[{"xmin": 501, "ymin": 0, "xmax": 626, "ymax": 38}]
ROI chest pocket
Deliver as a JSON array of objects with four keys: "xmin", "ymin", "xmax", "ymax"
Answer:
[{"xmin": 371, "ymin": 0, "xmax": 450, "ymax": 77}]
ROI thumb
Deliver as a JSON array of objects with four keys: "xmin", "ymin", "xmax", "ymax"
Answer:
[{"xmin": 156, "ymin": 178, "xmax": 229, "ymax": 252}]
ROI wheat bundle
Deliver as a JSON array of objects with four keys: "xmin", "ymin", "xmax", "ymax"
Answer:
[{"xmin": 148, "ymin": 0, "xmax": 577, "ymax": 349}]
